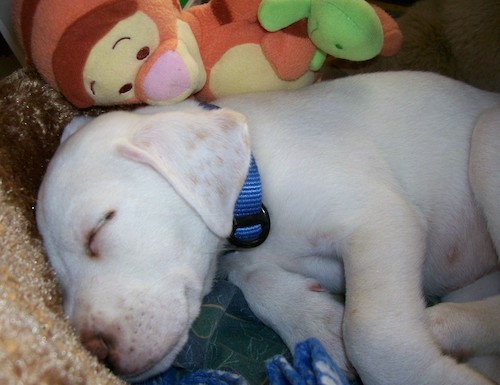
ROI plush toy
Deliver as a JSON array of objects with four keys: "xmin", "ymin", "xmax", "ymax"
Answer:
[{"xmin": 13, "ymin": 0, "xmax": 402, "ymax": 108}]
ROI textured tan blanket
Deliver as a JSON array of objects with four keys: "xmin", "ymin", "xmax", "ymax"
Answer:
[{"xmin": 0, "ymin": 68, "xmax": 124, "ymax": 385}]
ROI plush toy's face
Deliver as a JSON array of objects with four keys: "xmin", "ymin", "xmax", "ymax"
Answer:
[
  {"xmin": 135, "ymin": 19, "xmax": 207, "ymax": 105},
  {"xmin": 82, "ymin": 11, "xmax": 206, "ymax": 106},
  {"xmin": 84, "ymin": 11, "xmax": 160, "ymax": 105}
]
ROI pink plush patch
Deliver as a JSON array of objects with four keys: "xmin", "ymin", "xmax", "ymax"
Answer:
[{"xmin": 142, "ymin": 51, "xmax": 191, "ymax": 101}]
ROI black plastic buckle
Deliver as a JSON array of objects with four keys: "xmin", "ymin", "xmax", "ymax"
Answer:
[{"xmin": 228, "ymin": 205, "xmax": 271, "ymax": 248}]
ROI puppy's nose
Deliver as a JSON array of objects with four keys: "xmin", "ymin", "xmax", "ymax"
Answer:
[{"xmin": 81, "ymin": 332, "xmax": 113, "ymax": 364}]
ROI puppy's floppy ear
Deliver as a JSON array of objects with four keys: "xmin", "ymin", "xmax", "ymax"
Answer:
[{"xmin": 117, "ymin": 108, "xmax": 251, "ymax": 238}]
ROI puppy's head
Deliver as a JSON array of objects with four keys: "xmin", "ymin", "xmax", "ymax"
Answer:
[{"xmin": 36, "ymin": 102, "xmax": 250, "ymax": 381}]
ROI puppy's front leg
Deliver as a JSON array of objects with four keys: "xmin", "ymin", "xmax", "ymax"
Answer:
[
  {"xmin": 342, "ymin": 196, "xmax": 494, "ymax": 385},
  {"xmin": 223, "ymin": 253, "xmax": 354, "ymax": 379}
]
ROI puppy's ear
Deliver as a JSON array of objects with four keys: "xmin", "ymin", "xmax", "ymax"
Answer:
[
  {"xmin": 61, "ymin": 116, "xmax": 94, "ymax": 143},
  {"xmin": 117, "ymin": 108, "xmax": 251, "ymax": 238}
]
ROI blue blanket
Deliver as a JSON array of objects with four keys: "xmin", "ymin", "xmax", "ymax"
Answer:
[{"xmin": 137, "ymin": 338, "xmax": 350, "ymax": 385}]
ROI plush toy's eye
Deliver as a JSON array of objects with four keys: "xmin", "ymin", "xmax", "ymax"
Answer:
[
  {"xmin": 137, "ymin": 47, "xmax": 150, "ymax": 60},
  {"xmin": 119, "ymin": 84, "xmax": 133, "ymax": 94},
  {"xmin": 113, "ymin": 37, "xmax": 131, "ymax": 49}
]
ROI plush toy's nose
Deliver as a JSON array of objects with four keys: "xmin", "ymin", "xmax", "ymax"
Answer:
[{"xmin": 138, "ymin": 50, "xmax": 192, "ymax": 103}]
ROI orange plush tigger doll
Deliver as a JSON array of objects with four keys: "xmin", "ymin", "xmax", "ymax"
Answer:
[{"xmin": 13, "ymin": 0, "xmax": 402, "ymax": 108}]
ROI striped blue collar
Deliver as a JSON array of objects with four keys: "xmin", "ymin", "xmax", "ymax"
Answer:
[
  {"xmin": 199, "ymin": 102, "xmax": 270, "ymax": 248},
  {"xmin": 228, "ymin": 155, "xmax": 270, "ymax": 248}
]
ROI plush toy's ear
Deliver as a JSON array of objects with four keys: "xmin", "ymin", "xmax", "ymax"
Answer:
[
  {"xmin": 117, "ymin": 108, "xmax": 251, "ymax": 237},
  {"xmin": 371, "ymin": 4, "xmax": 403, "ymax": 56}
]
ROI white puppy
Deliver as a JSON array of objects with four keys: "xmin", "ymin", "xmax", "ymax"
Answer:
[{"xmin": 36, "ymin": 72, "xmax": 500, "ymax": 384}]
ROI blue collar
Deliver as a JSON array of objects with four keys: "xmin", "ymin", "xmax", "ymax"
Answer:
[
  {"xmin": 199, "ymin": 102, "xmax": 270, "ymax": 248},
  {"xmin": 228, "ymin": 155, "xmax": 270, "ymax": 248}
]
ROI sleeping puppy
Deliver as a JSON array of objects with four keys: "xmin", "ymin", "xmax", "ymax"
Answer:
[{"xmin": 36, "ymin": 72, "xmax": 500, "ymax": 384}]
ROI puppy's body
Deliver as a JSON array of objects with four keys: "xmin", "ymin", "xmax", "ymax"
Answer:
[
  {"xmin": 219, "ymin": 76, "xmax": 495, "ymax": 297},
  {"xmin": 37, "ymin": 72, "xmax": 500, "ymax": 384}
]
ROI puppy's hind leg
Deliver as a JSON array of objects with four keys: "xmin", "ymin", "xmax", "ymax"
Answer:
[
  {"xmin": 426, "ymin": 294, "xmax": 500, "ymax": 383},
  {"xmin": 427, "ymin": 294, "xmax": 500, "ymax": 358},
  {"xmin": 342, "ymin": 192, "xmax": 494, "ymax": 385},
  {"xmin": 469, "ymin": 105, "xmax": 500, "ymax": 262}
]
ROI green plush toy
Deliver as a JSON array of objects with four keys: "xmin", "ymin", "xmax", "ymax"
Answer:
[{"xmin": 259, "ymin": 0, "xmax": 393, "ymax": 70}]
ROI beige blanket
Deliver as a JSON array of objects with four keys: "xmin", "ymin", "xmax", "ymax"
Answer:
[{"xmin": 0, "ymin": 68, "xmax": 124, "ymax": 385}]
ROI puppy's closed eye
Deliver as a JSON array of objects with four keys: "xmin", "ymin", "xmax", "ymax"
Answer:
[{"xmin": 86, "ymin": 210, "xmax": 116, "ymax": 258}]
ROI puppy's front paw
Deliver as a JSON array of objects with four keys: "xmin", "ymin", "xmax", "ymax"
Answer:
[
  {"xmin": 426, "ymin": 302, "xmax": 473, "ymax": 360},
  {"xmin": 310, "ymin": 292, "xmax": 356, "ymax": 381},
  {"xmin": 224, "ymin": 257, "xmax": 356, "ymax": 379}
]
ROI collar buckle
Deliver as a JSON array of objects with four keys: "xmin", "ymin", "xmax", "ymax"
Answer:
[{"xmin": 228, "ymin": 204, "xmax": 271, "ymax": 248}]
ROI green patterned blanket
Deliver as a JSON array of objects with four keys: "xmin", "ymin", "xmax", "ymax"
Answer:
[{"xmin": 174, "ymin": 280, "xmax": 291, "ymax": 384}]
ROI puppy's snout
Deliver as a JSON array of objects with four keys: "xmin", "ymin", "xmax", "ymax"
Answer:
[{"xmin": 69, "ymin": 280, "xmax": 199, "ymax": 379}]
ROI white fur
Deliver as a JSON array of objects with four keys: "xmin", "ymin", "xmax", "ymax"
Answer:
[{"xmin": 37, "ymin": 72, "xmax": 500, "ymax": 384}]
